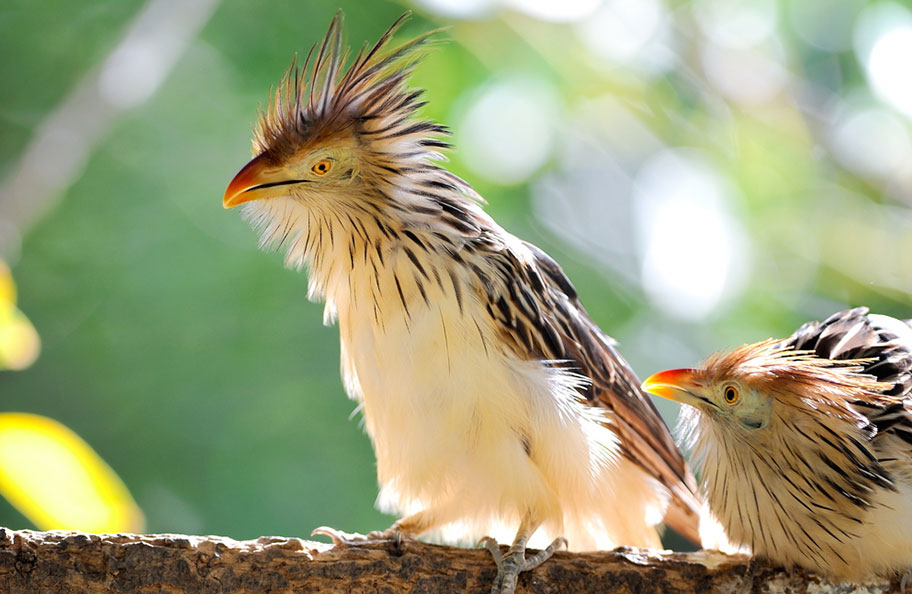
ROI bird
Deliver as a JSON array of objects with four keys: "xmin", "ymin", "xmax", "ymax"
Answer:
[
  {"xmin": 642, "ymin": 307, "xmax": 912, "ymax": 585},
  {"xmin": 223, "ymin": 12, "xmax": 703, "ymax": 592}
]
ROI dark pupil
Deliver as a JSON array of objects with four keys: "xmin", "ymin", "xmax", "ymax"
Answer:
[{"xmin": 725, "ymin": 389, "xmax": 735, "ymax": 401}]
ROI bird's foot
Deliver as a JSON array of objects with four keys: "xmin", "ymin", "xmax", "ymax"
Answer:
[
  {"xmin": 479, "ymin": 536, "xmax": 567, "ymax": 594},
  {"xmin": 900, "ymin": 568, "xmax": 911, "ymax": 594},
  {"xmin": 739, "ymin": 556, "xmax": 757, "ymax": 594},
  {"xmin": 311, "ymin": 525, "xmax": 404, "ymax": 547}
]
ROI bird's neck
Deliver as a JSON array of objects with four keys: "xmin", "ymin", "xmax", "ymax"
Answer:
[{"xmin": 245, "ymin": 191, "xmax": 471, "ymax": 327}]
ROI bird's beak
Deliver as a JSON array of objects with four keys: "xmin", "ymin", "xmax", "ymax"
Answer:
[
  {"xmin": 642, "ymin": 368, "xmax": 703, "ymax": 407},
  {"xmin": 223, "ymin": 153, "xmax": 302, "ymax": 209}
]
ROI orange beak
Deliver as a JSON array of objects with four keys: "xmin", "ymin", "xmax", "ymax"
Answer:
[
  {"xmin": 223, "ymin": 153, "xmax": 303, "ymax": 209},
  {"xmin": 641, "ymin": 368, "xmax": 702, "ymax": 406}
]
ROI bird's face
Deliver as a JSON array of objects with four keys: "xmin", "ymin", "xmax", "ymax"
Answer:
[
  {"xmin": 221, "ymin": 13, "xmax": 464, "ymax": 279},
  {"xmin": 642, "ymin": 369, "xmax": 774, "ymax": 433},
  {"xmin": 223, "ymin": 135, "xmax": 363, "ymax": 210}
]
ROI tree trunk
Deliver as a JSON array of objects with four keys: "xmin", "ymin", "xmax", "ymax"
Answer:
[{"xmin": 0, "ymin": 528, "xmax": 900, "ymax": 593}]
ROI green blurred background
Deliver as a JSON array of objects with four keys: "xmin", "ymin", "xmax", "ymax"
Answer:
[{"xmin": 1, "ymin": 0, "xmax": 911, "ymax": 545}]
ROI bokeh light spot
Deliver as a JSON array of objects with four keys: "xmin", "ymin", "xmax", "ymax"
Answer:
[
  {"xmin": 634, "ymin": 150, "xmax": 747, "ymax": 320},
  {"xmin": 505, "ymin": 0, "xmax": 601, "ymax": 23},
  {"xmin": 701, "ymin": 42, "xmax": 787, "ymax": 106},
  {"xmin": 692, "ymin": 0, "xmax": 777, "ymax": 49},
  {"xmin": 830, "ymin": 102, "xmax": 912, "ymax": 179},
  {"xmin": 576, "ymin": 0, "xmax": 674, "ymax": 76},
  {"xmin": 865, "ymin": 24, "xmax": 912, "ymax": 119},
  {"xmin": 787, "ymin": 0, "xmax": 865, "ymax": 52},
  {"xmin": 456, "ymin": 78, "xmax": 560, "ymax": 185},
  {"xmin": 412, "ymin": 0, "xmax": 495, "ymax": 19}
]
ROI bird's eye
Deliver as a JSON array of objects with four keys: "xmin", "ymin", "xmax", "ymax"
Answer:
[
  {"xmin": 723, "ymin": 386, "xmax": 739, "ymax": 404},
  {"xmin": 312, "ymin": 159, "xmax": 332, "ymax": 175}
]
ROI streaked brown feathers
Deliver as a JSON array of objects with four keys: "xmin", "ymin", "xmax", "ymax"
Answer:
[{"xmin": 475, "ymin": 238, "xmax": 702, "ymax": 542}]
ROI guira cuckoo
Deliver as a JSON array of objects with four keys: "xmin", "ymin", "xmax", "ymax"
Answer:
[{"xmin": 224, "ymin": 13, "xmax": 704, "ymax": 592}]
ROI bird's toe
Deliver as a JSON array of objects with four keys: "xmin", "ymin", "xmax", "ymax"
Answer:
[
  {"xmin": 480, "ymin": 536, "xmax": 565, "ymax": 594},
  {"xmin": 312, "ymin": 525, "xmax": 409, "ymax": 547},
  {"xmin": 311, "ymin": 526, "xmax": 370, "ymax": 546},
  {"xmin": 478, "ymin": 536, "xmax": 503, "ymax": 563},
  {"xmin": 522, "ymin": 537, "xmax": 566, "ymax": 571}
]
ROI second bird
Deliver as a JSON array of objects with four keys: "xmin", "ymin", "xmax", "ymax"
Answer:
[
  {"xmin": 223, "ymin": 13, "xmax": 702, "ymax": 592},
  {"xmin": 644, "ymin": 307, "xmax": 912, "ymax": 584}
]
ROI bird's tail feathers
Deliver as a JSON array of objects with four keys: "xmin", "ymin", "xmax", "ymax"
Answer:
[
  {"xmin": 662, "ymin": 483, "xmax": 702, "ymax": 546},
  {"xmin": 664, "ymin": 482, "xmax": 743, "ymax": 553}
]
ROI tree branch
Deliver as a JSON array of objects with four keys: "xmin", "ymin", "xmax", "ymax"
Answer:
[{"xmin": 0, "ymin": 527, "xmax": 900, "ymax": 593}]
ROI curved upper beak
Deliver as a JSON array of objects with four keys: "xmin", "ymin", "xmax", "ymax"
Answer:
[
  {"xmin": 641, "ymin": 368, "xmax": 703, "ymax": 407},
  {"xmin": 223, "ymin": 153, "xmax": 304, "ymax": 209}
]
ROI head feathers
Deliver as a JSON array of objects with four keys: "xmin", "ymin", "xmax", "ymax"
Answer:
[
  {"xmin": 252, "ymin": 12, "xmax": 447, "ymax": 165},
  {"xmin": 698, "ymin": 339, "xmax": 894, "ymax": 418}
]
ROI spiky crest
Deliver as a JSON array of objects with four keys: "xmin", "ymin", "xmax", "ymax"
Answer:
[{"xmin": 251, "ymin": 12, "xmax": 447, "ymax": 165}]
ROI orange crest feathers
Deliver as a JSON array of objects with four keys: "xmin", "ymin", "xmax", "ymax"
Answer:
[{"xmin": 699, "ymin": 339, "xmax": 892, "ymax": 410}]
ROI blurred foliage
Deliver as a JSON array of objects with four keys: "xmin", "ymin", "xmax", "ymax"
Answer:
[
  {"xmin": 0, "ymin": 0, "xmax": 910, "ymax": 548},
  {"xmin": 0, "ymin": 413, "xmax": 143, "ymax": 533},
  {"xmin": 0, "ymin": 265, "xmax": 138, "ymax": 532},
  {"xmin": 0, "ymin": 261, "xmax": 40, "ymax": 370}
]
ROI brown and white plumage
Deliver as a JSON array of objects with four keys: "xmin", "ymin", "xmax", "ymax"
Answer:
[
  {"xmin": 644, "ymin": 307, "xmax": 912, "ymax": 582},
  {"xmin": 223, "ymin": 13, "xmax": 702, "ymax": 589}
]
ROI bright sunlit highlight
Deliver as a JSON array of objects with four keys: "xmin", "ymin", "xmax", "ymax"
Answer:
[
  {"xmin": 577, "ymin": 0, "xmax": 673, "ymax": 76},
  {"xmin": 854, "ymin": 3, "xmax": 912, "ymax": 120},
  {"xmin": 457, "ymin": 78, "xmax": 560, "ymax": 185},
  {"xmin": 866, "ymin": 26, "xmax": 912, "ymax": 119},
  {"xmin": 634, "ymin": 150, "xmax": 747, "ymax": 320},
  {"xmin": 505, "ymin": 0, "xmax": 601, "ymax": 22},
  {"xmin": 412, "ymin": 0, "xmax": 495, "ymax": 19}
]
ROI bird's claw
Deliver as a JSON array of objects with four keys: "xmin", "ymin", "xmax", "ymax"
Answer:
[
  {"xmin": 311, "ymin": 525, "xmax": 404, "ymax": 547},
  {"xmin": 900, "ymin": 569, "xmax": 911, "ymax": 594},
  {"xmin": 477, "ymin": 536, "xmax": 503, "ymax": 562},
  {"xmin": 524, "ymin": 537, "xmax": 567, "ymax": 571},
  {"xmin": 478, "ymin": 536, "xmax": 567, "ymax": 594},
  {"xmin": 311, "ymin": 526, "xmax": 365, "ymax": 546}
]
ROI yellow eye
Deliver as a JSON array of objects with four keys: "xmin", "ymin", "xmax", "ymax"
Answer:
[
  {"xmin": 311, "ymin": 159, "xmax": 332, "ymax": 175},
  {"xmin": 723, "ymin": 386, "xmax": 739, "ymax": 404}
]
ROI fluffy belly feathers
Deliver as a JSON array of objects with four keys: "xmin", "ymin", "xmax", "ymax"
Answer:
[{"xmin": 334, "ymin": 271, "xmax": 667, "ymax": 550}]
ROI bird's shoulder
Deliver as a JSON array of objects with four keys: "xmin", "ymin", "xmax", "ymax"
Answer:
[
  {"xmin": 466, "ymin": 229, "xmax": 629, "ymax": 399},
  {"xmin": 460, "ymin": 227, "xmax": 696, "ymax": 495}
]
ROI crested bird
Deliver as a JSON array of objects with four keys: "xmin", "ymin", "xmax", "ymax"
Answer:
[
  {"xmin": 643, "ymin": 307, "xmax": 912, "ymax": 585},
  {"xmin": 223, "ymin": 13, "xmax": 703, "ymax": 592}
]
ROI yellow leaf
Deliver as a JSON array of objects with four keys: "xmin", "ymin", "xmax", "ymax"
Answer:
[
  {"xmin": 0, "ymin": 261, "xmax": 14, "ymax": 308},
  {"xmin": 0, "ymin": 413, "xmax": 145, "ymax": 533},
  {"xmin": 0, "ymin": 307, "xmax": 40, "ymax": 371}
]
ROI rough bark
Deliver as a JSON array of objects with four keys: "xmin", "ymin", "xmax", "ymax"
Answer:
[{"xmin": 0, "ymin": 527, "xmax": 901, "ymax": 593}]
